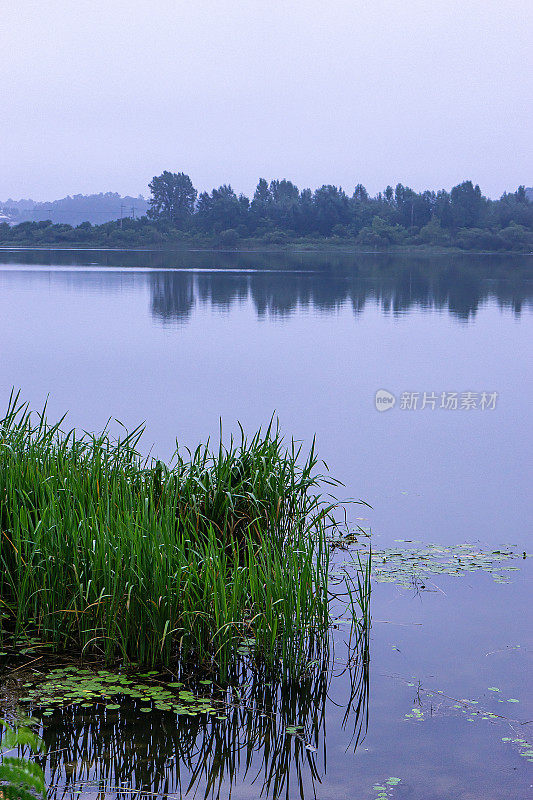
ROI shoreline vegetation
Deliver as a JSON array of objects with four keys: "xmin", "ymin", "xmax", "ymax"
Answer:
[
  {"xmin": 0, "ymin": 393, "xmax": 369, "ymax": 680},
  {"xmin": 1, "ymin": 174, "xmax": 532, "ymax": 253}
]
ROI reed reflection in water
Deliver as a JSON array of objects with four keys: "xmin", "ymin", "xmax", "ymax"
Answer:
[{"xmin": 36, "ymin": 627, "xmax": 368, "ymax": 800}]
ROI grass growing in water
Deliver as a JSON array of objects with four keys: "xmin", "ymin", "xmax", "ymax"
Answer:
[
  {"xmin": 0, "ymin": 393, "xmax": 356, "ymax": 677},
  {"xmin": 0, "ymin": 717, "xmax": 45, "ymax": 800}
]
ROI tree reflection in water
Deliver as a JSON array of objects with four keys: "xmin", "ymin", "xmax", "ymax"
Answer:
[{"xmin": 149, "ymin": 254, "xmax": 532, "ymax": 324}]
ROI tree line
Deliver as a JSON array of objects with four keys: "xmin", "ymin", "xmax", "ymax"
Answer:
[{"xmin": 1, "ymin": 171, "xmax": 531, "ymax": 251}]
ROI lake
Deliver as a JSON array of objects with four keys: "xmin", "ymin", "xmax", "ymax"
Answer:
[{"xmin": 0, "ymin": 248, "xmax": 532, "ymax": 799}]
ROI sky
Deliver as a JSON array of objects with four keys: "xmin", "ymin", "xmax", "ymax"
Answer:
[{"xmin": 1, "ymin": 0, "xmax": 531, "ymax": 201}]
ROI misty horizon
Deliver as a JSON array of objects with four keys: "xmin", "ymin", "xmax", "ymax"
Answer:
[{"xmin": 1, "ymin": 1, "xmax": 531, "ymax": 202}]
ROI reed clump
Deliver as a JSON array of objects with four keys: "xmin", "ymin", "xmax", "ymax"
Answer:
[{"xmin": 0, "ymin": 393, "xmax": 342, "ymax": 677}]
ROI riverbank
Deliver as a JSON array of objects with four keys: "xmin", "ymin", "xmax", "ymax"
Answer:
[{"xmin": 1, "ymin": 225, "xmax": 532, "ymax": 255}]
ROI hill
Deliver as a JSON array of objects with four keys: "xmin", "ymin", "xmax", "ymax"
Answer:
[{"xmin": 0, "ymin": 192, "xmax": 148, "ymax": 226}]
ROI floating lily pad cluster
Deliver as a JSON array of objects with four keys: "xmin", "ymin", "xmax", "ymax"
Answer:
[
  {"xmin": 400, "ymin": 677, "xmax": 531, "ymax": 770},
  {"xmin": 372, "ymin": 777, "xmax": 401, "ymax": 799},
  {"xmin": 404, "ymin": 707, "xmax": 424, "ymax": 721},
  {"xmin": 501, "ymin": 737, "xmax": 533, "ymax": 763},
  {"xmin": 18, "ymin": 667, "xmax": 226, "ymax": 719},
  {"xmin": 487, "ymin": 687, "xmax": 521, "ymax": 704},
  {"xmin": 367, "ymin": 542, "xmax": 528, "ymax": 587},
  {"xmin": 401, "ymin": 678, "xmax": 526, "ymax": 724}
]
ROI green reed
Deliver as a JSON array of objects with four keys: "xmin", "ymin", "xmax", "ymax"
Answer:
[{"xmin": 0, "ymin": 392, "xmax": 364, "ymax": 677}]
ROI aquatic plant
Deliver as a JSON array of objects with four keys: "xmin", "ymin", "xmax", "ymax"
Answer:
[
  {"xmin": 372, "ymin": 777, "xmax": 401, "ymax": 800},
  {"xmin": 0, "ymin": 392, "xmax": 366, "ymax": 677},
  {"xmin": 0, "ymin": 718, "xmax": 45, "ymax": 800},
  {"xmin": 19, "ymin": 667, "xmax": 224, "ymax": 719},
  {"xmin": 350, "ymin": 541, "xmax": 529, "ymax": 588}
]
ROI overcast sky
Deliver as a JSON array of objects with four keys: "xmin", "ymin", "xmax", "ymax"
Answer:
[{"xmin": 1, "ymin": 0, "xmax": 531, "ymax": 201}]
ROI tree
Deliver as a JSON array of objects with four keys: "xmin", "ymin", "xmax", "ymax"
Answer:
[
  {"xmin": 148, "ymin": 171, "xmax": 197, "ymax": 225},
  {"xmin": 250, "ymin": 178, "xmax": 301, "ymax": 231},
  {"xmin": 313, "ymin": 185, "xmax": 350, "ymax": 235},
  {"xmin": 294, "ymin": 188, "xmax": 315, "ymax": 234},
  {"xmin": 267, "ymin": 180, "xmax": 299, "ymax": 229},
  {"xmin": 433, "ymin": 190, "xmax": 453, "ymax": 228},
  {"xmin": 269, "ymin": 179, "xmax": 299, "ymax": 207},
  {"xmin": 252, "ymin": 178, "xmax": 271, "ymax": 207},
  {"xmin": 196, "ymin": 185, "xmax": 247, "ymax": 232},
  {"xmin": 250, "ymin": 178, "xmax": 273, "ymax": 229},
  {"xmin": 353, "ymin": 184, "xmax": 368, "ymax": 202},
  {"xmin": 450, "ymin": 181, "xmax": 483, "ymax": 228},
  {"xmin": 515, "ymin": 185, "xmax": 527, "ymax": 204}
]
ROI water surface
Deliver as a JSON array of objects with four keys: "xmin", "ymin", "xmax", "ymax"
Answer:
[{"xmin": 0, "ymin": 249, "xmax": 532, "ymax": 799}]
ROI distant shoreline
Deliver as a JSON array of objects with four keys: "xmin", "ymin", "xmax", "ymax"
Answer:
[{"xmin": 0, "ymin": 242, "xmax": 531, "ymax": 257}]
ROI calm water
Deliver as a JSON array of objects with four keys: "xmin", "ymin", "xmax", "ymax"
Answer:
[{"xmin": 0, "ymin": 249, "xmax": 532, "ymax": 799}]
